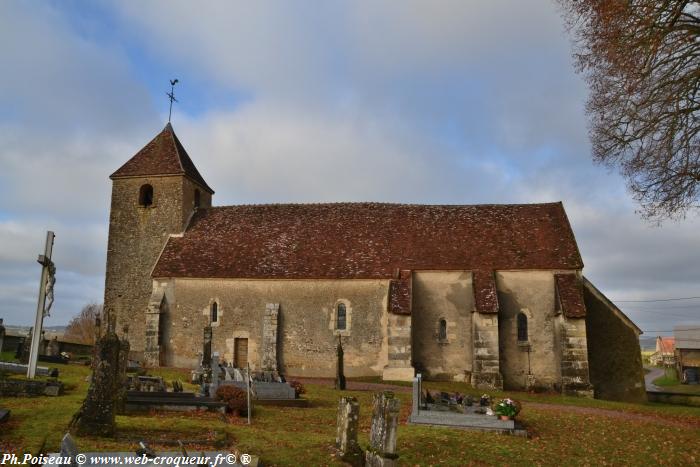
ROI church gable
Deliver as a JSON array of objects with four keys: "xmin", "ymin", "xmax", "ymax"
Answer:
[{"xmin": 152, "ymin": 202, "xmax": 583, "ymax": 279}]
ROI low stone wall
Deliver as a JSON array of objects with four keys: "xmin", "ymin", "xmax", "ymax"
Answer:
[
  {"xmin": 646, "ymin": 391, "xmax": 700, "ymax": 407},
  {"xmin": 0, "ymin": 378, "xmax": 64, "ymax": 397}
]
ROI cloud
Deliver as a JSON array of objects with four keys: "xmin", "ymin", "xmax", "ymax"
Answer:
[{"xmin": 0, "ymin": 0, "xmax": 697, "ymax": 335}]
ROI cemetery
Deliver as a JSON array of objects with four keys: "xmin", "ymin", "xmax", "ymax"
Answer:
[{"xmin": 0, "ymin": 237, "xmax": 698, "ymax": 464}]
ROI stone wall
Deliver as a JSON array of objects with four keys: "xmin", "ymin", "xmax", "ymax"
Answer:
[
  {"xmin": 411, "ymin": 271, "xmax": 472, "ymax": 381},
  {"xmin": 104, "ymin": 175, "xmax": 210, "ymax": 354},
  {"xmin": 496, "ymin": 271, "xmax": 562, "ymax": 390},
  {"xmin": 584, "ymin": 281, "xmax": 645, "ymax": 402},
  {"xmin": 150, "ymin": 278, "xmax": 391, "ymax": 377}
]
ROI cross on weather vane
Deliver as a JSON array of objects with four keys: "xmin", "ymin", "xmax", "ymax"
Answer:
[{"xmin": 167, "ymin": 79, "xmax": 179, "ymax": 123}]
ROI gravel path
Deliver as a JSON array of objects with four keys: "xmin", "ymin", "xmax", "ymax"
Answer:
[{"xmin": 645, "ymin": 366, "xmax": 666, "ymax": 392}]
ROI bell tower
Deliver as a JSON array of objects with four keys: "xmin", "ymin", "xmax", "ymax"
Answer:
[{"xmin": 103, "ymin": 123, "xmax": 213, "ymax": 355}]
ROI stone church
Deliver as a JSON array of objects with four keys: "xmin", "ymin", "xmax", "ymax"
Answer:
[{"xmin": 104, "ymin": 123, "xmax": 646, "ymax": 401}]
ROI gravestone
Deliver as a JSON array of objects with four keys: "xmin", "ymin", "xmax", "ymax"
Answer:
[
  {"xmin": 335, "ymin": 336, "xmax": 346, "ymax": 390},
  {"xmin": 211, "ymin": 353, "xmax": 220, "ymax": 389},
  {"xmin": 202, "ymin": 326, "xmax": 212, "ymax": 369},
  {"xmin": 261, "ymin": 304, "xmax": 279, "ymax": 374},
  {"xmin": 71, "ymin": 317, "xmax": 129, "ymax": 437},
  {"xmin": 18, "ymin": 328, "xmax": 32, "ymax": 364},
  {"xmin": 365, "ymin": 391, "xmax": 400, "ymax": 467},
  {"xmin": 0, "ymin": 318, "xmax": 5, "ymax": 353},
  {"xmin": 336, "ymin": 396, "xmax": 362, "ymax": 466},
  {"xmin": 47, "ymin": 336, "xmax": 61, "ymax": 357},
  {"xmin": 60, "ymin": 433, "xmax": 79, "ymax": 467}
]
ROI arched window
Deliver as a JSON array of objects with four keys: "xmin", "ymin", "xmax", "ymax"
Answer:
[
  {"xmin": 517, "ymin": 313, "xmax": 528, "ymax": 342},
  {"xmin": 438, "ymin": 319, "xmax": 447, "ymax": 340},
  {"xmin": 211, "ymin": 302, "xmax": 218, "ymax": 323},
  {"xmin": 194, "ymin": 189, "xmax": 201, "ymax": 208},
  {"xmin": 336, "ymin": 303, "xmax": 346, "ymax": 330},
  {"xmin": 139, "ymin": 184, "xmax": 154, "ymax": 207}
]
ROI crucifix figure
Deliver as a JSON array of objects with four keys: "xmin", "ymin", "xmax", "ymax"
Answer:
[{"xmin": 166, "ymin": 79, "xmax": 179, "ymax": 123}]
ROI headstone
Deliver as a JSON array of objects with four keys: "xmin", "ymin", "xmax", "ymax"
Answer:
[
  {"xmin": 47, "ymin": 336, "xmax": 61, "ymax": 357},
  {"xmin": 71, "ymin": 319, "xmax": 129, "ymax": 437},
  {"xmin": 18, "ymin": 328, "xmax": 33, "ymax": 364},
  {"xmin": 202, "ymin": 326, "xmax": 212, "ymax": 369},
  {"xmin": 38, "ymin": 331, "xmax": 48, "ymax": 356},
  {"xmin": 365, "ymin": 391, "xmax": 401, "ymax": 467},
  {"xmin": 261, "ymin": 303, "xmax": 279, "ymax": 373},
  {"xmin": 336, "ymin": 396, "xmax": 363, "ymax": 466},
  {"xmin": 335, "ymin": 335, "xmax": 346, "ymax": 390},
  {"xmin": 60, "ymin": 434, "xmax": 80, "ymax": 467},
  {"xmin": 210, "ymin": 352, "xmax": 220, "ymax": 393},
  {"xmin": 0, "ymin": 318, "xmax": 5, "ymax": 353},
  {"xmin": 411, "ymin": 374, "xmax": 422, "ymax": 418}
]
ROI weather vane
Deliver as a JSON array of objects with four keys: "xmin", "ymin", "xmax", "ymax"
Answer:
[{"xmin": 166, "ymin": 79, "xmax": 179, "ymax": 123}]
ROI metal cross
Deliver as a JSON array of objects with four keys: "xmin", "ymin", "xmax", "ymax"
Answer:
[{"xmin": 167, "ymin": 79, "xmax": 179, "ymax": 123}]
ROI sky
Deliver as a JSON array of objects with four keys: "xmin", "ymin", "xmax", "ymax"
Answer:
[{"xmin": 0, "ymin": 0, "xmax": 698, "ymax": 336}]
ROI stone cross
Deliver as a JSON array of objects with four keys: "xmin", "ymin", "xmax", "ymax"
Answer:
[
  {"xmin": 336, "ymin": 396, "xmax": 363, "ymax": 466},
  {"xmin": 0, "ymin": 319, "xmax": 5, "ymax": 355},
  {"xmin": 211, "ymin": 352, "xmax": 220, "ymax": 394},
  {"xmin": 71, "ymin": 329, "xmax": 129, "ymax": 437},
  {"xmin": 202, "ymin": 326, "xmax": 213, "ymax": 369},
  {"xmin": 335, "ymin": 335, "xmax": 346, "ymax": 390},
  {"xmin": 365, "ymin": 391, "xmax": 401, "ymax": 467}
]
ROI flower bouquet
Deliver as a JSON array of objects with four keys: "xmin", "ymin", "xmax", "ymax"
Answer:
[{"xmin": 494, "ymin": 398, "xmax": 521, "ymax": 420}]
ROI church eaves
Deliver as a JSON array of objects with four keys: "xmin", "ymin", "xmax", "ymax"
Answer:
[
  {"xmin": 152, "ymin": 202, "xmax": 584, "ymax": 280},
  {"xmin": 110, "ymin": 123, "xmax": 214, "ymax": 193}
]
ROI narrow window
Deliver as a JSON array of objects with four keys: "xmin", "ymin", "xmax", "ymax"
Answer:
[
  {"xmin": 438, "ymin": 319, "xmax": 447, "ymax": 340},
  {"xmin": 139, "ymin": 184, "xmax": 154, "ymax": 207},
  {"xmin": 336, "ymin": 303, "xmax": 346, "ymax": 330},
  {"xmin": 194, "ymin": 189, "xmax": 201, "ymax": 208},
  {"xmin": 517, "ymin": 313, "xmax": 528, "ymax": 342},
  {"xmin": 211, "ymin": 302, "xmax": 218, "ymax": 323}
]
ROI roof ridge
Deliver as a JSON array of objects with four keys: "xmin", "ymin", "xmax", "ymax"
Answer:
[{"xmin": 203, "ymin": 201, "xmax": 565, "ymax": 209}]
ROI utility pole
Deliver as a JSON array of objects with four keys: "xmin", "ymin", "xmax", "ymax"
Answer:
[{"xmin": 27, "ymin": 231, "xmax": 55, "ymax": 379}]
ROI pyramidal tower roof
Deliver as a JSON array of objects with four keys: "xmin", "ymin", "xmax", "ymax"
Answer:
[{"xmin": 110, "ymin": 123, "xmax": 214, "ymax": 193}]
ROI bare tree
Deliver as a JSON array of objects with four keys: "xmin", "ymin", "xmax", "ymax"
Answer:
[
  {"xmin": 559, "ymin": 0, "xmax": 700, "ymax": 220},
  {"xmin": 63, "ymin": 303, "xmax": 102, "ymax": 344}
]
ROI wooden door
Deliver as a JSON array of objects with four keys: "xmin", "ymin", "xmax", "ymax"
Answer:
[{"xmin": 234, "ymin": 338, "xmax": 248, "ymax": 368}]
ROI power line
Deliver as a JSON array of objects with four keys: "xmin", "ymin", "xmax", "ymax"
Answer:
[{"xmin": 615, "ymin": 296, "xmax": 700, "ymax": 303}]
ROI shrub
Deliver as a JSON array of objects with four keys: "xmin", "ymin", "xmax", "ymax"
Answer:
[
  {"xmin": 215, "ymin": 385, "xmax": 247, "ymax": 415},
  {"xmin": 288, "ymin": 380, "xmax": 305, "ymax": 398}
]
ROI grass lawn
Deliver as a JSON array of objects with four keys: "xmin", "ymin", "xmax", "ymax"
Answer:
[
  {"xmin": 653, "ymin": 372, "xmax": 700, "ymax": 395},
  {"xmin": 1, "ymin": 363, "xmax": 699, "ymax": 465}
]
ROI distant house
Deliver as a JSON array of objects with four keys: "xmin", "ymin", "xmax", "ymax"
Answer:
[
  {"xmin": 649, "ymin": 336, "xmax": 676, "ymax": 366},
  {"xmin": 674, "ymin": 326, "xmax": 700, "ymax": 384}
]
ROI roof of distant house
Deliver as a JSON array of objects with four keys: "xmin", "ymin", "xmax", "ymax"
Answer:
[
  {"xmin": 110, "ymin": 123, "xmax": 214, "ymax": 193},
  {"xmin": 657, "ymin": 336, "xmax": 676, "ymax": 354},
  {"xmin": 152, "ymin": 202, "xmax": 583, "ymax": 279}
]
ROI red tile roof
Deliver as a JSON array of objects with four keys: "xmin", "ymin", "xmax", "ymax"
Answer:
[
  {"xmin": 153, "ymin": 202, "xmax": 583, "ymax": 280},
  {"xmin": 389, "ymin": 272, "xmax": 412, "ymax": 315},
  {"xmin": 110, "ymin": 123, "xmax": 213, "ymax": 193},
  {"xmin": 657, "ymin": 336, "xmax": 675, "ymax": 354},
  {"xmin": 555, "ymin": 273, "xmax": 586, "ymax": 318},
  {"xmin": 473, "ymin": 270, "xmax": 499, "ymax": 313}
]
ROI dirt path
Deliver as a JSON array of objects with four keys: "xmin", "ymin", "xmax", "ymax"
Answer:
[
  {"xmin": 296, "ymin": 377, "xmax": 699, "ymax": 429},
  {"xmin": 645, "ymin": 366, "xmax": 666, "ymax": 392}
]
